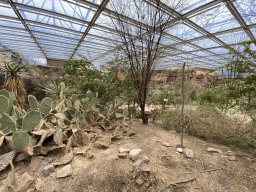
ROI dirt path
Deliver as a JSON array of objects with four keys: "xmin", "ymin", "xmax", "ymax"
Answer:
[{"xmin": 1, "ymin": 120, "xmax": 255, "ymax": 192}]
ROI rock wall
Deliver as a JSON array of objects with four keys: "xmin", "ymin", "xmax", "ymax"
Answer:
[{"xmin": 150, "ymin": 67, "xmax": 220, "ymax": 89}]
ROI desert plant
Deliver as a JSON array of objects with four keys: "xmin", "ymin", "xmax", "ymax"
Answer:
[
  {"xmin": 40, "ymin": 79, "xmax": 68, "ymax": 100},
  {"xmin": 2, "ymin": 58, "xmax": 27, "ymax": 108},
  {"xmin": 0, "ymin": 89, "xmax": 42, "ymax": 150}
]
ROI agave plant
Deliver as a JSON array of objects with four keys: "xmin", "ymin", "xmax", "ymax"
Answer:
[
  {"xmin": 2, "ymin": 58, "xmax": 27, "ymax": 108},
  {"xmin": 40, "ymin": 78, "xmax": 69, "ymax": 100}
]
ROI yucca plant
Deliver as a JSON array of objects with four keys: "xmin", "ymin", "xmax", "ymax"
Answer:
[{"xmin": 2, "ymin": 58, "xmax": 27, "ymax": 108}]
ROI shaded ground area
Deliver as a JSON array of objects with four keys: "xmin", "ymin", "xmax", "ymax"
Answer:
[{"xmin": 1, "ymin": 120, "xmax": 256, "ymax": 192}]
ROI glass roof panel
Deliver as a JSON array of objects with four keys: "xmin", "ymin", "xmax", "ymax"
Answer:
[
  {"xmin": 193, "ymin": 38, "xmax": 220, "ymax": 48},
  {"xmin": 14, "ymin": 0, "xmax": 95, "ymax": 22},
  {"xmin": 107, "ymin": 0, "xmax": 172, "ymax": 26},
  {"xmin": 209, "ymin": 47, "xmax": 229, "ymax": 54},
  {"xmin": 0, "ymin": 29, "xmax": 30, "ymax": 37},
  {"xmin": 0, "ymin": 6, "xmax": 17, "ymax": 18},
  {"xmin": 191, "ymin": 51, "xmax": 210, "ymax": 57},
  {"xmin": 252, "ymin": 28, "xmax": 256, "ymax": 36},
  {"xmin": 190, "ymin": 3, "xmax": 240, "ymax": 33},
  {"xmin": 217, "ymin": 31, "xmax": 250, "ymax": 45},
  {"xmin": 166, "ymin": 23, "xmax": 203, "ymax": 40},
  {"xmin": 0, "ymin": 0, "xmax": 254, "ymax": 68},
  {"xmin": 235, "ymin": 0, "xmax": 256, "ymax": 25},
  {"xmin": 19, "ymin": 10, "xmax": 88, "ymax": 31},
  {"xmin": 0, "ymin": 18, "xmax": 25, "ymax": 28},
  {"xmin": 161, "ymin": 0, "xmax": 213, "ymax": 14},
  {"xmin": 27, "ymin": 24, "xmax": 83, "ymax": 39}
]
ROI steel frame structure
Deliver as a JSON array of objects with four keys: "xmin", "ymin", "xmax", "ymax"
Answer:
[{"xmin": 0, "ymin": 0, "xmax": 255, "ymax": 69}]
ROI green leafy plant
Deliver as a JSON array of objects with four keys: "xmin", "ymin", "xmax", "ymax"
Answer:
[
  {"xmin": 40, "ymin": 79, "xmax": 68, "ymax": 100},
  {"xmin": 221, "ymin": 39, "xmax": 256, "ymax": 121}
]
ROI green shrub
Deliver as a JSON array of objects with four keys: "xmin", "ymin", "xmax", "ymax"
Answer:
[{"xmin": 198, "ymin": 85, "xmax": 231, "ymax": 111}]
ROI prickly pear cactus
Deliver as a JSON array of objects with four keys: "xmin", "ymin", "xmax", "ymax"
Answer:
[
  {"xmin": 28, "ymin": 95, "xmax": 38, "ymax": 111},
  {"xmin": 86, "ymin": 90, "xmax": 93, "ymax": 99},
  {"xmin": 12, "ymin": 131, "xmax": 30, "ymax": 150},
  {"xmin": 0, "ymin": 89, "xmax": 9, "ymax": 98},
  {"xmin": 22, "ymin": 111, "xmax": 42, "ymax": 132},
  {"xmin": 39, "ymin": 97, "xmax": 52, "ymax": 115},
  {"xmin": 1, "ymin": 113, "xmax": 16, "ymax": 132},
  {"xmin": 0, "ymin": 95, "xmax": 9, "ymax": 114}
]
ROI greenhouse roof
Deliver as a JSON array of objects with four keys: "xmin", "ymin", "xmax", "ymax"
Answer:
[{"xmin": 0, "ymin": 0, "xmax": 255, "ymax": 69}]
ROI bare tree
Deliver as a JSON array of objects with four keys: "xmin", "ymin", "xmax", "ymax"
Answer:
[{"xmin": 109, "ymin": 0, "xmax": 181, "ymax": 124}]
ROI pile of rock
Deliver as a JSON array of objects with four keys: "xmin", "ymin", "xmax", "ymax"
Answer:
[{"xmin": 117, "ymin": 146, "xmax": 155, "ymax": 189}]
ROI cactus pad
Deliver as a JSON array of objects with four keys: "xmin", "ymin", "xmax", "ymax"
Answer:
[
  {"xmin": 86, "ymin": 90, "xmax": 93, "ymax": 99},
  {"xmin": 0, "ymin": 95, "xmax": 9, "ymax": 114},
  {"xmin": 71, "ymin": 94, "xmax": 78, "ymax": 101},
  {"xmin": 16, "ymin": 118, "xmax": 23, "ymax": 126},
  {"xmin": 12, "ymin": 131, "xmax": 30, "ymax": 150},
  {"xmin": 1, "ymin": 113, "xmax": 16, "ymax": 132},
  {"xmin": 39, "ymin": 97, "xmax": 52, "ymax": 115},
  {"xmin": 22, "ymin": 110, "xmax": 42, "ymax": 132},
  {"xmin": 66, "ymin": 99, "xmax": 72, "ymax": 107},
  {"xmin": 74, "ymin": 100, "xmax": 81, "ymax": 111},
  {"xmin": 0, "ymin": 89, "xmax": 9, "ymax": 98},
  {"xmin": 13, "ymin": 107, "xmax": 20, "ymax": 118},
  {"xmin": 92, "ymin": 97, "xmax": 99, "ymax": 105},
  {"xmin": 51, "ymin": 101, "xmax": 57, "ymax": 109},
  {"xmin": 28, "ymin": 95, "xmax": 38, "ymax": 110},
  {"xmin": 123, "ymin": 110, "xmax": 129, "ymax": 117},
  {"xmin": 9, "ymin": 92, "xmax": 16, "ymax": 103}
]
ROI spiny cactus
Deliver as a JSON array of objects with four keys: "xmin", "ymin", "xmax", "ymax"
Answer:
[
  {"xmin": 0, "ymin": 89, "xmax": 9, "ymax": 98},
  {"xmin": 71, "ymin": 94, "xmax": 78, "ymax": 101},
  {"xmin": 74, "ymin": 100, "xmax": 81, "ymax": 111},
  {"xmin": 0, "ymin": 95, "xmax": 9, "ymax": 114},
  {"xmin": 22, "ymin": 111, "xmax": 42, "ymax": 132},
  {"xmin": 0, "ymin": 88, "xmax": 44, "ymax": 150},
  {"xmin": 12, "ymin": 131, "xmax": 30, "ymax": 150},
  {"xmin": 1, "ymin": 113, "xmax": 16, "ymax": 133},
  {"xmin": 86, "ymin": 90, "xmax": 93, "ymax": 99},
  {"xmin": 39, "ymin": 97, "xmax": 52, "ymax": 115},
  {"xmin": 28, "ymin": 95, "xmax": 38, "ymax": 111}
]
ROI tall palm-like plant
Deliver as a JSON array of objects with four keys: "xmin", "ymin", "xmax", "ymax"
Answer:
[{"xmin": 2, "ymin": 58, "xmax": 27, "ymax": 108}]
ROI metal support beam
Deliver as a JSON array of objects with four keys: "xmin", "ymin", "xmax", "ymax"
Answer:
[
  {"xmin": 7, "ymin": 0, "xmax": 47, "ymax": 58},
  {"xmin": 224, "ymin": 0, "xmax": 255, "ymax": 40},
  {"xmin": 71, "ymin": 0, "xmax": 112, "ymax": 58}
]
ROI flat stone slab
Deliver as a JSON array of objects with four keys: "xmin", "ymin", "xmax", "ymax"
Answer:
[
  {"xmin": 207, "ymin": 147, "xmax": 222, "ymax": 154},
  {"xmin": 57, "ymin": 164, "xmax": 72, "ymax": 178}
]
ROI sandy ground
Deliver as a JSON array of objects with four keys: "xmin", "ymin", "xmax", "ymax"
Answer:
[{"xmin": 1, "ymin": 119, "xmax": 256, "ymax": 192}]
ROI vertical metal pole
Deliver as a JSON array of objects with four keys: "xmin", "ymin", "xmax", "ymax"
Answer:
[{"xmin": 181, "ymin": 62, "xmax": 186, "ymax": 147}]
